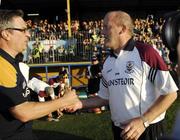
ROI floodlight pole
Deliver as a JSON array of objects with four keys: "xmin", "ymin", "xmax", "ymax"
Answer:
[{"xmin": 67, "ymin": 0, "xmax": 72, "ymax": 38}]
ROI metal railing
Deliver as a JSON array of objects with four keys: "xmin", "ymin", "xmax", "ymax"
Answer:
[{"xmin": 23, "ymin": 31, "xmax": 104, "ymax": 64}]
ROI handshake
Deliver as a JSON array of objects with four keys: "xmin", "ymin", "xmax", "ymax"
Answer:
[{"xmin": 59, "ymin": 87, "xmax": 83, "ymax": 113}]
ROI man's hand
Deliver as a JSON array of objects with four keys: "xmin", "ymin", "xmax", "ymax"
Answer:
[
  {"xmin": 120, "ymin": 117, "xmax": 146, "ymax": 140},
  {"xmin": 62, "ymin": 88, "xmax": 82, "ymax": 112},
  {"xmin": 62, "ymin": 87, "xmax": 78, "ymax": 103},
  {"xmin": 65, "ymin": 100, "xmax": 83, "ymax": 113}
]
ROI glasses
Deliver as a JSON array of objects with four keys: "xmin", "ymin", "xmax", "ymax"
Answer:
[{"xmin": 5, "ymin": 28, "xmax": 30, "ymax": 33}]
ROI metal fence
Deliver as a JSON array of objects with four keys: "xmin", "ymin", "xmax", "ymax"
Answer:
[{"xmin": 23, "ymin": 31, "xmax": 105, "ymax": 64}]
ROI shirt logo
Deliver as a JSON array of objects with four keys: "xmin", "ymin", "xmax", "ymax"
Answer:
[
  {"xmin": 23, "ymin": 87, "xmax": 30, "ymax": 97},
  {"xmin": 108, "ymin": 78, "xmax": 134, "ymax": 86},
  {"xmin": 125, "ymin": 61, "xmax": 134, "ymax": 74},
  {"xmin": 22, "ymin": 81, "xmax": 30, "ymax": 97}
]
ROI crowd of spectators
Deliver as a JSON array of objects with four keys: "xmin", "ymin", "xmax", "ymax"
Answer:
[{"xmin": 24, "ymin": 14, "xmax": 171, "ymax": 66}]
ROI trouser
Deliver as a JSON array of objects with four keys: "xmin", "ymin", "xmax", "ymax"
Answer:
[{"xmin": 112, "ymin": 120, "xmax": 166, "ymax": 140}]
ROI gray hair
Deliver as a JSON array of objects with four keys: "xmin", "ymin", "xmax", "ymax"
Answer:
[
  {"xmin": 0, "ymin": 9, "xmax": 24, "ymax": 30},
  {"xmin": 45, "ymin": 87, "xmax": 54, "ymax": 96}
]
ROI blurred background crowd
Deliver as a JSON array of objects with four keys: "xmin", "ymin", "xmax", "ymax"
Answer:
[{"xmin": 23, "ymin": 15, "xmax": 171, "ymax": 67}]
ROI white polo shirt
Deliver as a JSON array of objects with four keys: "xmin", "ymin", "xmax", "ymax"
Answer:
[{"xmin": 98, "ymin": 39, "xmax": 178, "ymax": 127}]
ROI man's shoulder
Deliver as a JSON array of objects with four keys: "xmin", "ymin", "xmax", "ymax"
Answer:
[
  {"xmin": 135, "ymin": 41, "xmax": 155, "ymax": 54},
  {"xmin": 135, "ymin": 41, "xmax": 168, "ymax": 70},
  {"xmin": 0, "ymin": 56, "xmax": 17, "ymax": 88}
]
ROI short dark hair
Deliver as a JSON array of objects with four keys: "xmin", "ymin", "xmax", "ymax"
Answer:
[{"xmin": 0, "ymin": 9, "xmax": 24, "ymax": 30}]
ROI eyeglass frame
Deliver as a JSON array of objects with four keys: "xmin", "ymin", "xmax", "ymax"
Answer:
[{"xmin": 5, "ymin": 27, "xmax": 30, "ymax": 33}]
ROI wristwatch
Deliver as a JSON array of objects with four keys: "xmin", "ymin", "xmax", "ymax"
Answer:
[{"xmin": 141, "ymin": 116, "xmax": 149, "ymax": 128}]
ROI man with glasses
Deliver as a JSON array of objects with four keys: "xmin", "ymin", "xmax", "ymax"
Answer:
[{"xmin": 0, "ymin": 9, "xmax": 79, "ymax": 140}]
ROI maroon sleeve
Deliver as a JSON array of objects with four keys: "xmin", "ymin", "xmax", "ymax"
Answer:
[{"xmin": 136, "ymin": 41, "xmax": 168, "ymax": 71}]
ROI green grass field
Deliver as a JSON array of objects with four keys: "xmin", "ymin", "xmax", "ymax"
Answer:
[{"xmin": 33, "ymin": 97, "xmax": 180, "ymax": 140}]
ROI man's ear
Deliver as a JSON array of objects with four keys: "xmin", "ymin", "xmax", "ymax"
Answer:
[
  {"xmin": 1, "ymin": 30, "xmax": 10, "ymax": 41},
  {"xmin": 119, "ymin": 25, "xmax": 126, "ymax": 35}
]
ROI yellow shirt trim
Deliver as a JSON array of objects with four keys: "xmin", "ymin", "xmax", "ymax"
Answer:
[{"xmin": 0, "ymin": 56, "xmax": 17, "ymax": 88}]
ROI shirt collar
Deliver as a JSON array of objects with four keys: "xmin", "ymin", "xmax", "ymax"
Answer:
[
  {"xmin": 123, "ymin": 38, "xmax": 135, "ymax": 51},
  {"xmin": 110, "ymin": 38, "xmax": 135, "ymax": 58},
  {"xmin": 0, "ymin": 48, "xmax": 16, "ymax": 64}
]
